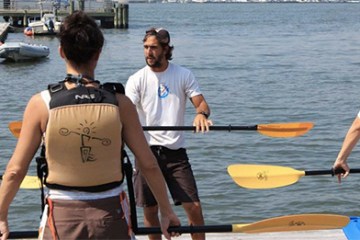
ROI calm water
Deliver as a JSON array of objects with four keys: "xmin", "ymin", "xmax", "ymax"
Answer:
[{"xmin": 1, "ymin": 2, "xmax": 360, "ymax": 231}]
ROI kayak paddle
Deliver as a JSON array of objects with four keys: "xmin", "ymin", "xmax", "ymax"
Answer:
[
  {"xmin": 227, "ymin": 164, "xmax": 360, "ymax": 189},
  {"xmin": 135, "ymin": 213, "xmax": 349, "ymax": 234},
  {"xmin": 0, "ymin": 175, "xmax": 41, "ymax": 189},
  {"xmin": 8, "ymin": 121, "xmax": 313, "ymax": 138},
  {"xmin": 8, "ymin": 213, "xmax": 349, "ymax": 238}
]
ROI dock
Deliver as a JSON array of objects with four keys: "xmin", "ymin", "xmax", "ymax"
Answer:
[
  {"xmin": 0, "ymin": 22, "xmax": 10, "ymax": 42},
  {"xmin": 0, "ymin": 0, "xmax": 129, "ymax": 28}
]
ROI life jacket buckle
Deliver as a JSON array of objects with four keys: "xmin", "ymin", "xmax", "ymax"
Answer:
[{"xmin": 48, "ymin": 83, "xmax": 64, "ymax": 94}]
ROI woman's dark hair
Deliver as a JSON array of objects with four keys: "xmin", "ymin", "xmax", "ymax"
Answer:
[{"xmin": 58, "ymin": 11, "xmax": 104, "ymax": 65}]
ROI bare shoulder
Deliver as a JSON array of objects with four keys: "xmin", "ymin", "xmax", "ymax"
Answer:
[
  {"xmin": 28, "ymin": 92, "xmax": 44, "ymax": 104},
  {"xmin": 116, "ymin": 93, "xmax": 135, "ymax": 110},
  {"xmin": 26, "ymin": 93, "xmax": 48, "ymax": 113},
  {"xmin": 23, "ymin": 93, "xmax": 49, "ymax": 132},
  {"xmin": 115, "ymin": 94, "xmax": 139, "ymax": 127}
]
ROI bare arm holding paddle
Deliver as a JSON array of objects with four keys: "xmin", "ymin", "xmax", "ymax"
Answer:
[
  {"xmin": 333, "ymin": 115, "xmax": 360, "ymax": 182},
  {"xmin": 190, "ymin": 94, "xmax": 213, "ymax": 133},
  {"xmin": 0, "ymin": 94, "xmax": 48, "ymax": 240}
]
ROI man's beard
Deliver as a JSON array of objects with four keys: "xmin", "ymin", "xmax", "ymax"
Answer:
[{"xmin": 146, "ymin": 53, "xmax": 164, "ymax": 68}]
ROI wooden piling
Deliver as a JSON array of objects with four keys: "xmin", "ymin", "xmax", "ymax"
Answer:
[
  {"xmin": 23, "ymin": 10, "xmax": 28, "ymax": 26},
  {"xmin": 114, "ymin": 6, "xmax": 119, "ymax": 28},
  {"xmin": 120, "ymin": 4, "xmax": 128, "ymax": 29},
  {"xmin": 70, "ymin": 0, "xmax": 75, "ymax": 14},
  {"xmin": 78, "ymin": 0, "xmax": 84, "ymax": 11}
]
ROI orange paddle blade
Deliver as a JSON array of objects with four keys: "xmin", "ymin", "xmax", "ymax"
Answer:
[
  {"xmin": 257, "ymin": 122, "xmax": 313, "ymax": 138},
  {"xmin": 8, "ymin": 121, "xmax": 21, "ymax": 138}
]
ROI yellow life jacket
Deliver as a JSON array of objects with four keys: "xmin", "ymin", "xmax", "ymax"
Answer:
[{"xmin": 41, "ymin": 80, "xmax": 125, "ymax": 192}]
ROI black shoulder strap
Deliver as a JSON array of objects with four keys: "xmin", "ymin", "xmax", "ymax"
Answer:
[
  {"xmin": 122, "ymin": 149, "xmax": 138, "ymax": 232},
  {"xmin": 36, "ymin": 144, "xmax": 47, "ymax": 213},
  {"xmin": 47, "ymin": 82, "xmax": 65, "ymax": 96},
  {"xmin": 101, "ymin": 82, "xmax": 125, "ymax": 95},
  {"xmin": 46, "ymin": 81, "xmax": 125, "ymax": 96}
]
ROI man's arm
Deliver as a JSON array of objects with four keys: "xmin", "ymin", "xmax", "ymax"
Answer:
[{"xmin": 190, "ymin": 94, "xmax": 212, "ymax": 132}]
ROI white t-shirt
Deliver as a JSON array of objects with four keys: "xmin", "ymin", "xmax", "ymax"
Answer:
[{"xmin": 126, "ymin": 63, "xmax": 202, "ymax": 149}]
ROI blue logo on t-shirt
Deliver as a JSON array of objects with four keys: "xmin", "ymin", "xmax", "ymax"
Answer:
[{"xmin": 158, "ymin": 84, "xmax": 169, "ymax": 98}]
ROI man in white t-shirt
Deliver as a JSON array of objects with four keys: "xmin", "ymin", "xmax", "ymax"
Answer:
[{"xmin": 126, "ymin": 28, "xmax": 212, "ymax": 240}]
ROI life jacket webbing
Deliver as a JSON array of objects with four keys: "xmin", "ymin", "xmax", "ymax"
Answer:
[
  {"xmin": 38, "ymin": 204, "xmax": 48, "ymax": 240},
  {"xmin": 120, "ymin": 191, "xmax": 133, "ymax": 237},
  {"xmin": 46, "ymin": 198, "xmax": 58, "ymax": 240},
  {"xmin": 123, "ymin": 151, "xmax": 138, "ymax": 232},
  {"xmin": 36, "ymin": 144, "xmax": 47, "ymax": 212}
]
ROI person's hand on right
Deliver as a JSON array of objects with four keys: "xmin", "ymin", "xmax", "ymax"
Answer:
[
  {"xmin": 160, "ymin": 211, "xmax": 181, "ymax": 239},
  {"xmin": 332, "ymin": 160, "xmax": 350, "ymax": 183},
  {"xmin": 0, "ymin": 219, "xmax": 9, "ymax": 240}
]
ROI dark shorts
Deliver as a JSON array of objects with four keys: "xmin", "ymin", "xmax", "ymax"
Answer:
[
  {"xmin": 43, "ymin": 196, "xmax": 131, "ymax": 240},
  {"xmin": 134, "ymin": 146, "xmax": 200, "ymax": 207}
]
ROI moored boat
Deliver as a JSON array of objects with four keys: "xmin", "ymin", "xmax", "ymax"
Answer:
[
  {"xmin": 0, "ymin": 42, "xmax": 50, "ymax": 61},
  {"xmin": 24, "ymin": 13, "xmax": 62, "ymax": 36}
]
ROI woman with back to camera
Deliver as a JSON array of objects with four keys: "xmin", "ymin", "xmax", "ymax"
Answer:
[{"xmin": 0, "ymin": 11, "xmax": 180, "ymax": 240}]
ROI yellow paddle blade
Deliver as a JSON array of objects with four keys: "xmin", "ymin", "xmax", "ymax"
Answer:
[
  {"xmin": 257, "ymin": 122, "xmax": 313, "ymax": 138},
  {"xmin": 8, "ymin": 121, "xmax": 21, "ymax": 138},
  {"xmin": 227, "ymin": 164, "xmax": 306, "ymax": 189},
  {"xmin": 233, "ymin": 214, "xmax": 349, "ymax": 233},
  {"xmin": 0, "ymin": 175, "xmax": 41, "ymax": 189},
  {"xmin": 20, "ymin": 176, "xmax": 42, "ymax": 189}
]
